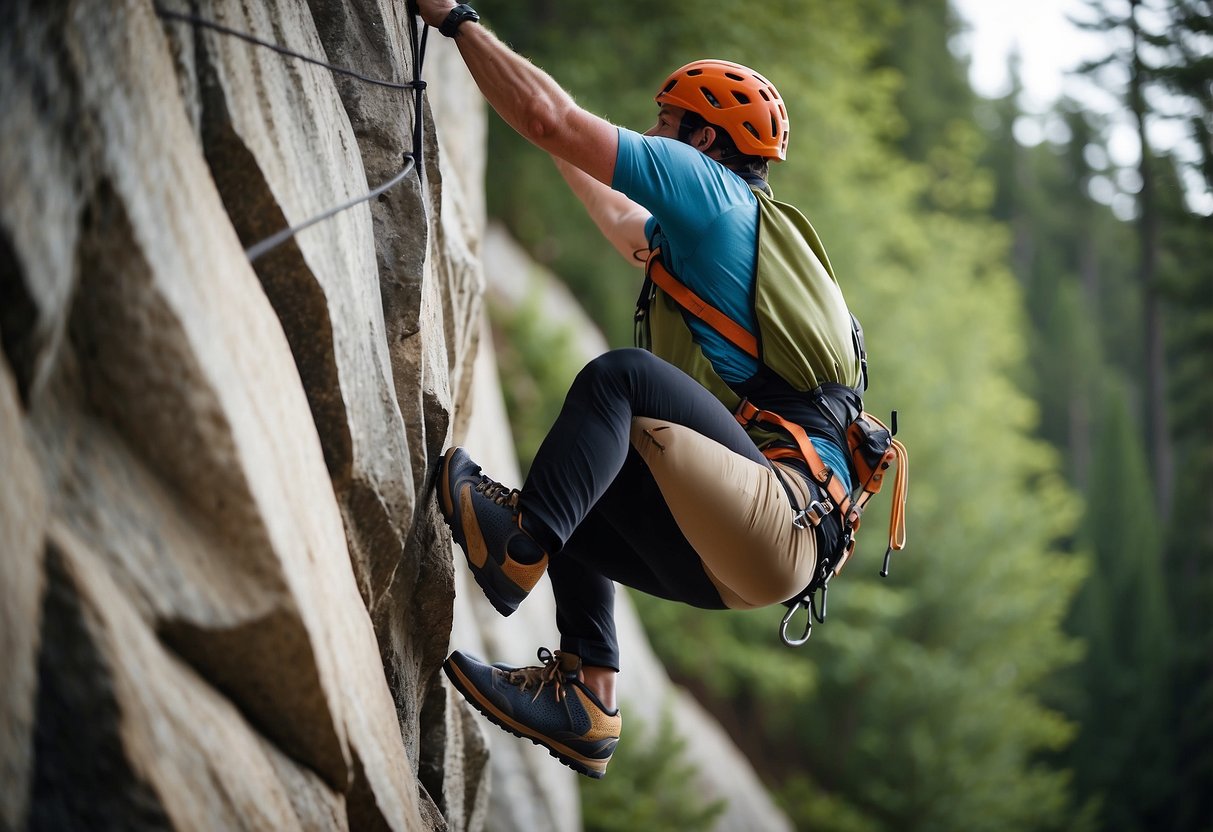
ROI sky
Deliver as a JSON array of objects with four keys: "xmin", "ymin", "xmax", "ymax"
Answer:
[
  {"xmin": 950, "ymin": 0, "xmax": 1110, "ymax": 112},
  {"xmin": 950, "ymin": 0, "xmax": 1211, "ymax": 214}
]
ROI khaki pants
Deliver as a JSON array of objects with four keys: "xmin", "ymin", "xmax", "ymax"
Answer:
[{"xmin": 630, "ymin": 417, "xmax": 818, "ymax": 609}]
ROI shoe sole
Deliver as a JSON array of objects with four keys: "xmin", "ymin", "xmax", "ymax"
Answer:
[
  {"xmin": 439, "ymin": 448, "xmax": 520, "ymax": 617},
  {"xmin": 443, "ymin": 658, "xmax": 611, "ymax": 779}
]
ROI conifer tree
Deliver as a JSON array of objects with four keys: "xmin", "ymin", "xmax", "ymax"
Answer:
[
  {"xmin": 1073, "ymin": 0, "xmax": 1175, "ymax": 515},
  {"xmin": 1064, "ymin": 383, "xmax": 1174, "ymax": 830}
]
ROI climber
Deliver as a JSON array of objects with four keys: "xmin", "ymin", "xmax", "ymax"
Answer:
[{"xmin": 419, "ymin": 1, "xmax": 886, "ymax": 779}]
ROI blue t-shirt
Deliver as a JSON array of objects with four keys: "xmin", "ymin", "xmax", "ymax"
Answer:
[
  {"xmin": 611, "ymin": 127, "xmax": 851, "ymax": 492},
  {"xmin": 612, "ymin": 127, "xmax": 760, "ymax": 384}
]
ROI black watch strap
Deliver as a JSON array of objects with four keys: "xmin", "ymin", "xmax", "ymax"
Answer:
[{"xmin": 439, "ymin": 4, "xmax": 480, "ymax": 37}]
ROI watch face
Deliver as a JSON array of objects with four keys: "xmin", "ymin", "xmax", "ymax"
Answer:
[{"xmin": 442, "ymin": 5, "xmax": 479, "ymax": 36}]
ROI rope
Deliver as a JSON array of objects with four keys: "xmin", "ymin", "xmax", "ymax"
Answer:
[
  {"xmin": 243, "ymin": 160, "xmax": 416, "ymax": 261},
  {"xmin": 154, "ymin": 7, "xmax": 420, "ymax": 90},
  {"xmin": 153, "ymin": 4, "xmax": 430, "ymax": 262}
]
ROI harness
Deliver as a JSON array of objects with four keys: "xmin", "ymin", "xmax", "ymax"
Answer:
[{"xmin": 634, "ymin": 183, "xmax": 908, "ymax": 646}]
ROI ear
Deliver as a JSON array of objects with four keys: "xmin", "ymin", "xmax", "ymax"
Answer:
[{"xmin": 695, "ymin": 125, "xmax": 717, "ymax": 151}]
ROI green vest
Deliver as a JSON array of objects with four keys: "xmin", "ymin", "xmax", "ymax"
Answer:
[{"xmin": 637, "ymin": 186, "xmax": 862, "ymax": 443}]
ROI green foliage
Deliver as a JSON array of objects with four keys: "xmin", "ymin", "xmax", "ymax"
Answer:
[
  {"xmin": 490, "ymin": 287, "xmax": 584, "ymax": 475},
  {"xmin": 483, "ymin": 2, "xmax": 1087, "ymax": 828},
  {"xmin": 1158, "ymin": 160, "xmax": 1213, "ymax": 832},
  {"xmin": 580, "ymin": 705, "xmax": 726, "ymax": 832},
  {"xmin": 631, "ymin": 595, "xmax": 821, "ymax": 704},
  {"xmin": 983, "ymin": 3, "xmax": 1212, "ymax": 828},
  {"xmin": 1059, "ymin": 382, "xmax": 1174, "ymax": 830},
  {"xmin": 471, "ymin": 0, "xmax": 1211, "ymax": 829},
  {"xmin": 778, "ymin": 774, "xmax": 883, "ymax": 832}
]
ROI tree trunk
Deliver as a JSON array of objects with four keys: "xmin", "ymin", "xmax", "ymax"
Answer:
[{"xmin": 1130, "ymin": 0, "xmax": 1174, "ymax": 522}]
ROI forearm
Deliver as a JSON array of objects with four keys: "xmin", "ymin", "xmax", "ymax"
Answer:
[
  {"xmin": 437, "ymin": 19, "xmax": 617, "ymax": 183},
  {"xmin": 453, "ymin": 25, "xmax": 569, "ymax": 149},
  {"xmin": 553, "ymin": 157, "xmax": 650, "ymax": 267}
]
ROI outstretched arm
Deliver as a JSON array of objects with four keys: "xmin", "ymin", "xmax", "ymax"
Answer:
[
  {"xmin": 552, "ymin": 157, "xmax": 651, "ymax": 269},
  {"xmin": 417, "ymin": 2, "xmax": 618, "ymax": 186}
]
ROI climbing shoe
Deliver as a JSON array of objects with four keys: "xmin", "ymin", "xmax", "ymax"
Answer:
[
  {"xmin": 438, "ymin": 447, "xmax": 549, "ymax": 617},
  {"xmin": 443, "ymin": 648, "xmax": 621, "ymax": 779}
]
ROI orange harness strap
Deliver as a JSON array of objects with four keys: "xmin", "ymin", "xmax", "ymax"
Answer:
[
  {"xmin": 646, "ymin": 250, "xmax": 760, "ymax": 359},
  {"xmin": 735, "ymin": 399, "xmax": 862, "ymax": 574},
  {"xmin": 740, "ymin": 401, "xmax": 909, "ymax": 574}
]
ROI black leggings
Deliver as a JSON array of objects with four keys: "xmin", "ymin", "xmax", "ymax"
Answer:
[{"xmin": 520, "ymin": 349, "xmax": 771, "ymax": 670}]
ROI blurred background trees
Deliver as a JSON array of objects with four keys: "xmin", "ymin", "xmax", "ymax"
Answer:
[{"xmin": 474, "ymin": 0, "xmax": 1211, "ymax": 827}]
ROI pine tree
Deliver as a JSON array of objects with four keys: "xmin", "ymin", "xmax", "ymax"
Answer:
[
  {"xmin": 1073, "ymin": 0, "xmax": 1176, "ymax": 516},
  {"xmin": 1158, "ymin": 178, "xmax": 1213, "ymax": 832},
  {"xmin": 1064, "ymin": 383, "xmax": 1174, "ymax": 829}
]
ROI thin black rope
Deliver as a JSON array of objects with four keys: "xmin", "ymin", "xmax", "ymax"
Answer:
[
  {"xmin": 153, "ymin": 4, "xmax": 429, "ymax": 263},
  {"xmin": 154, "ymin": 5, "xmax": 416, "ymax": 90},
  {"xmin": 243, "ymin": 160, "xmax": 416, "ymax": 261},
  {"xmin": 406, "ymin": 6, "xmax": 429, "ymax": 165}
]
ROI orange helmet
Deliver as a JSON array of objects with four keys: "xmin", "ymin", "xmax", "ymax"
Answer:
[{"xmin": 655, "ymin": 59, "xmax": 789, "ymax": 160}]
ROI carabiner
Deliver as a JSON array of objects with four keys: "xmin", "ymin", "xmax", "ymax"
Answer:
[{"xmin": 780, "ymin": 601, "xmax": 813, "ymax": 647}]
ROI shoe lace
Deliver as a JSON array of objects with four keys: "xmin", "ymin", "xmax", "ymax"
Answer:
[
  {"xmin": 474, "ymin": 476, "xmax": 521, "ymax": 512},
  {"xmin": 505, "ymin": 647, "xmax": 573, "ymax": 702}
]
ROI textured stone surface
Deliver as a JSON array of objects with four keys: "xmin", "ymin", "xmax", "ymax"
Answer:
[
  {"xmin": 0, "ymin": 0, "xmax": 452, "ymax": 828},
  {"xmin": 0, "ymin": 363, "xmax": 45, "ymax": 832},
  {"xmin": 173, "ymin": 0, "xmax": 415, "ymax": 618},
  {"xmin": 33, "ymin": 523, "xmax": 347, "ymax": 831}
]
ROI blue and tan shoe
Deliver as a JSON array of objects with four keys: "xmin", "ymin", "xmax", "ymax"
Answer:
[
  {"xmin": 438, "ymin": 447, "xmax": 549, "ymax": 616},
  {"xmin": 443, "ymin": 648, "xmax": 621, "ymax": 778}
]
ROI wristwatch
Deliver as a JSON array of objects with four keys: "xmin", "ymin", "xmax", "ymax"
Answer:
[{"xmin": 439, "ymin": 3, "xmax": 480, "ymax": 37}]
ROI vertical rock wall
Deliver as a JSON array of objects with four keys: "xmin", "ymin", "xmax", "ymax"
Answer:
[{"xmin": 0, "ymin": 0, "xmax": 486, "ymax": 828}]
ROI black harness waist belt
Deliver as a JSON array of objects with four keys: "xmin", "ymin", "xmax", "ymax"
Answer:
[{"xmin": 733, "ymin": 376, "xmax": 863, "ymax": 453}]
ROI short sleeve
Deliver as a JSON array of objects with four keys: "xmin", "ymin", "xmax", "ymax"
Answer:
[{"xmin": 612, "ymin": 127, "xmax": 751, "ymax": 249}]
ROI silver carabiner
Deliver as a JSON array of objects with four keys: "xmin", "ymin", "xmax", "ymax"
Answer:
[
  {"xmin": 779, "ymin": 567, "xmax": 832, "ymax": 648},
  {"xmin": 780, "ymin": 602, "xmax": 813, "ymax": 647}
]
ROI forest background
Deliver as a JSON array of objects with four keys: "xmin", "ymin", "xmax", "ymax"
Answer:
[{"xmin": 475, "ymin": 0, "xmax": 1211, "ymax": 829}]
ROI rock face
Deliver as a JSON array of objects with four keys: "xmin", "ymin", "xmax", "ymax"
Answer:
[
  {"xmin": 1, "ymin": 2, "xmax": 792, "ymax": 830},
  {"xmin": 1, "ymin": 0, "xmax": 473, "ymax": 828}
]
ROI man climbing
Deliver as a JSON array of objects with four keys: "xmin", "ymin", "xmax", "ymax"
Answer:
[{"xmin": 419, "ymin": 1, "xmax": 904, "ymax": 779}]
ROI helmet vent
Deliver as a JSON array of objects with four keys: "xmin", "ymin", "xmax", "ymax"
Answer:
[
  {"xmin": 759, "ymin": 89, "xmax": 770, "ymax": 101},
  {"xmin": 686, "ymin": 68, "xmax": 704, "ymax": 76},
  {"xmin": 725, "ymin": 72, "xmax": 745, "ymax": 81},
  {"xmin": 770, "ymin": 115, "xmax": 779, "ymax": 137},
  {"xmin": 661, "ymin": 79, "xmax": 678, "ymax": 95},
  {"xmin": 700, "ymin": 87, "xmax": 722, "ymax": 108},
  {"xmin": 742, "ymin": 121, "xmax": 760, "ymax": 140},
  {"xmin": 732, "ymin": 91, "xmax": 751, "ymax": 104}
]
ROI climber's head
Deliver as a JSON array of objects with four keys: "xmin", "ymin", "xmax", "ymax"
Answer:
[{"xmin": 648, "ymin": 59, "xmax": 789, "ymax": 179}]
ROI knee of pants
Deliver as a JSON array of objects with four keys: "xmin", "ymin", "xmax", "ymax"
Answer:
[{"xmin": 571, "ymin": 348, "xmax": 658, "ymax": 397}]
